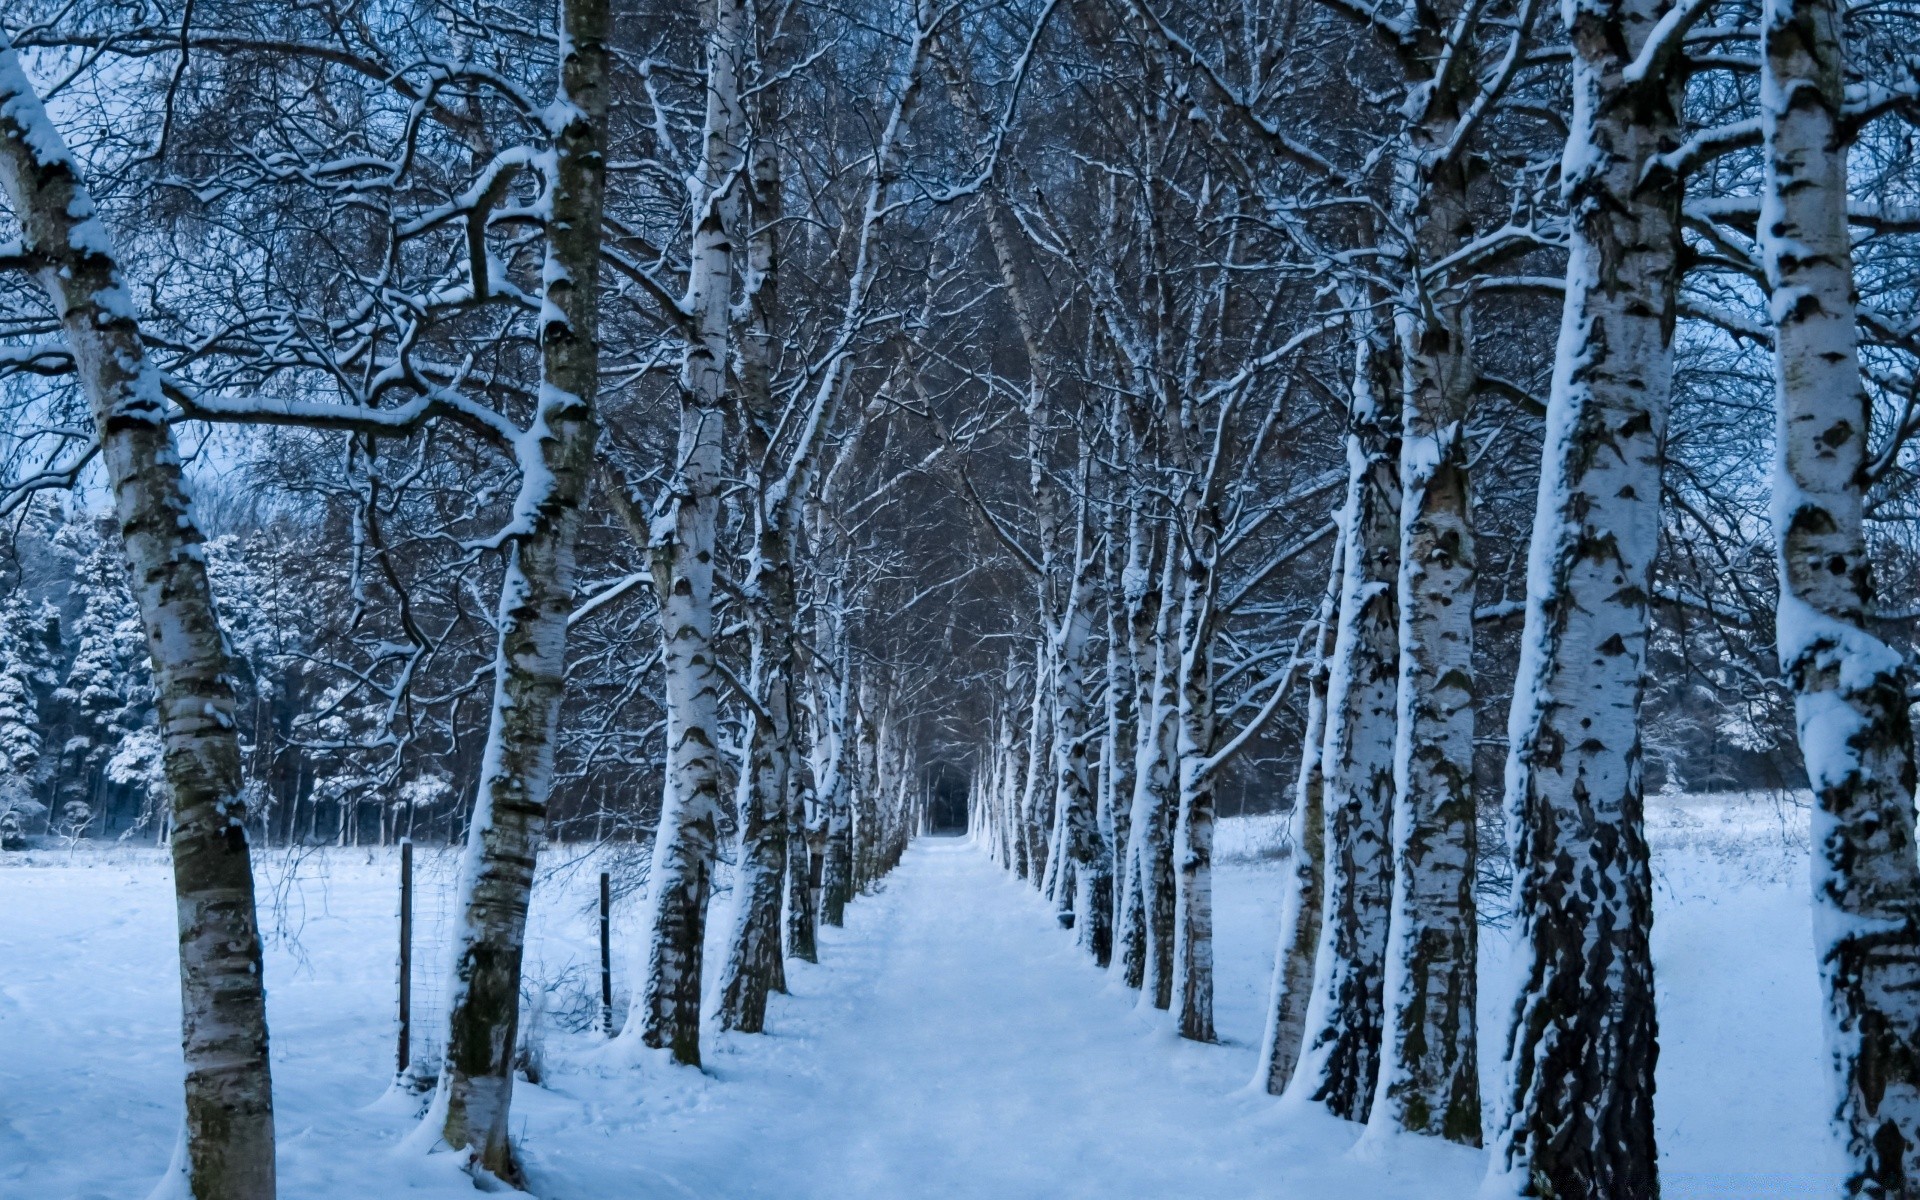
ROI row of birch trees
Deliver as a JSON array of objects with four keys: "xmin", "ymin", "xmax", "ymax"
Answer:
[
  {"xmin": 11, "ymin": 0, "xmax": 1920, "ymax": 1193},
  {"xmin": 954, "ymin": 0, "xmax": 1920, "ymax": 1197},
  {"xmin": 0, "ymin": 0, "xmax": 974, "ymax": 1192}
]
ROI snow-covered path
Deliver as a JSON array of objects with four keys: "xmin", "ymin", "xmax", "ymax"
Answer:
[
  {"xmin": 527, "ymin": 836, "xmax": 1474, "ymax": 1199},
  {"xmin": 585, "ymin": 838, "xmax": 1468, "ymax": 1199},
  {"xmin": 0, "ymin": 804, "xmax": 1839, "ymax": 1198}
]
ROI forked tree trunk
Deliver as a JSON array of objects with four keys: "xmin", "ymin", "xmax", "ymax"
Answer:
[
  {"xmin": 431, "ymin": 0, "xmax": 609, "ymax": 1176},
  {"xmin": 1487, "ymin": 0, "xmax": 1682, "ymax": 1190},
  {"xmin": 0, "ymin": 44, "xmax": 277, "ymax": 1200},
  {"xmin": 1762, "ymin": 0, "xmax": 1920, "ymax": 1189},
  {"xmin": 1290, "ymin": 312, "xmax": 1400, "ymax": 1121}
]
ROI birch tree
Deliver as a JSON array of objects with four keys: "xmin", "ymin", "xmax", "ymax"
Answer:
[
  {"xmin": 1488, "ymin": 0, "xmax": 1688, "ymax": 1189},
  {"xmin": 1761, "ymin": 0, "xmax": 1920, "ymax": 1188},
  {"xmin": 0, "ymin": 39, "xmax": 275, "ymax": 1200},
  {"xmin": 430, "ymin": 0, "xmax": 609, "ymax": 1176},
  {"xmin": 626, "ymin": 0, "xmax": 743, "ymax": 1068}
]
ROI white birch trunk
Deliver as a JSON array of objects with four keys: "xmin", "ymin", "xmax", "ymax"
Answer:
[
  {"xmin": 716, "ymin": 71, "xmax": 794, "ymax": 1031},
  {"xmin": 1487, "ymin": 0, "xmax": 1682, "ymax": 1188},
  {"xmin": 1372, "ymin": 23, "xmax": 1480, "ymax": 1143},
  {"xmin": 630, "ymin": 0, "xmax": 742, "ymax": 1067},
  {"xmin": 431, "ymin": 3, "xmax": 610, "ymax": 1174},
  {"xmin": 0, "ymin": 45, "xmax": 277, "ymax": 1200},
  {"xmin": 1257, "ymin": 564, "xmax": 1338, "ymax": 1095},
  {"xmin": 1290, "ymin": 312, "xmax": 1400, "ymax": 1121},
  {"xmin": 1762, "ymin": 0, "xmax": 1920, "ymax": 1188}
]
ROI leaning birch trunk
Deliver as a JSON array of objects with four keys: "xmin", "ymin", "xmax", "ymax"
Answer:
[
  {"xmin": 429, "ymin": 2, "xmax": 609, "ymax": 1176},
  {"xmin": 714, "ymin": 641, "xmax": 790, "ymax": 1031},
  {"xmin": 1487, "ymin": 0, "xmax": 1682, "ymax": 1189},
  {"xmin": 1289, "ymin": 312, "xmax": 1400, "ymax": 1121},
  {"xmin": 1762, "ymin": 0, "xmax": 1920, "ymax": 1189},
  {"xmin": 1257, "ymin": 566, "xmax": 1338, "ymax": 1095},
  {"xmin": 630, "ymin": 0, "xmax": 741, "ymax": 1068},
  {"xmin": 715, "ymin": 82, "xmax": 792, "ymax": 1033},
  {"xmin": 0, "ymin": 45, "xmax": 276, "ymax": 1200},
  {"xmin": 1371, "ymin": 25, "xmax": 1480, "ymax": 1144}
]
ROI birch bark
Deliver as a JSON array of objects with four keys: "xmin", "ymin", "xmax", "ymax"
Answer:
[
  {"xmin": 1373, "ymin": 5, "xmax": 1481, "ymax": 1143},
  {"xmin": 1290, "ymin": 310, "xmax": 1400, "ymax": 1120},
  {"xmin": 1488, "ymin": 0, "xmax": 1683, "ymax": 1188},
  {"xmin": 1762, "ymin": 0, "xmax": 1920, "ymax": 1188},
  {"xmin": 431, "ymin": 0, "xmax": 609, "ymax": 1174},
  {"xmin": 1257, "ymin": 567, "xmax": 1337, "ymax": 1095},
  {"xmin": 630, "ymin": 0, "xmax": 743, "ymax": 1067},
  {"xmin": 715, "ymin": 70, "xmax": 793, "ymax": 1033},
  {"xmin": 0, "ymin": 43, "xmax": 276, "ymax": 1200}
]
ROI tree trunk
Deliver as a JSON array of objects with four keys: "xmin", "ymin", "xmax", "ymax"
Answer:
[
  {"xmin": 715, "ymin": 72, "xmax": 793, "ymax": 1034},
  {"xmin": 1172, "ymin": 563, "xmax": 1216, "ymax": 1043},
  {"xmin": 1373, "ymin": 24, "xmax": 1480, "ymax": 1144},
  {"xmin": 1097, "ymin": 496, "xmax": 1138, "ymax": 974},
  {"xmin": 1488, "ymin": 0, "xmax": 1682, "ymax": 1188},
  {"xmin": 1258, "ymin": 570, "xmax": 1337, "ymax": 1095},
  {"xmin": 630, "ymin": 0, "xmax": 742, "ymax": 1068},
  {"xmin": 1115, "ymin": 521, "xmax": 1162, "ymax": 991},
  {"xmin": 0, "ymin": 45, "xmax": 278, "ymax": 1200},
  {"xmin": 1291, "ymin": 312, "xmax": 1400, "ymax": 1121},
  {"xmin": 1143, "ymin": 547, "xmax": 1182, "ymax": 1010},
  {"xmin": 1763, "ymin": 0, "xmax": 1920, "ymax": 1189},
  {"xmin": 431, "ymin": 0, "xmax": 609, "ymax": 1176}
]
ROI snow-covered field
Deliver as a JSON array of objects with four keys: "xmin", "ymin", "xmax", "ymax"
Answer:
[{"xmin": 0, "ymin": 793, "xmax": 1834, "ymax": 1198}]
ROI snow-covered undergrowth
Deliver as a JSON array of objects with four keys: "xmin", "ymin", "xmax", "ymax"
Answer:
[{"xmin": 0, "ymin": 794, "xmax": 1832, "ymax": 1197}]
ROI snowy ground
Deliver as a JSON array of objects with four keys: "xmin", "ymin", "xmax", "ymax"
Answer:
[{"xmin": 0, "ymin": 793, "xmax": 1835, "ymax": 1198}]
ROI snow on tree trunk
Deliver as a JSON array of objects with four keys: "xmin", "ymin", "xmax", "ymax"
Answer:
[
  {"xmin": 1020, "ymin": 647, "xmax": 1055, "ymax": 892},
  {"xmin": 1170, "ymin": 384, "xmax": 1220, "ymax": 1043},
  {"xmin": 785, "ymin": 774, "xmax": 818, "ymax": 963},
  {"xmin": 432, "ymin": 0, "xmax": 610, "ymax": 1176},
  {"xmin": 1172, "ymin": 562, "xmax": 1216, "ymax": 1043},
  {"xmin": 0, "ymin": 43, "xmax": 278, "ymax": 1200},
  {"xmin": 1115, "ymin": 516, "xmax": 1163, "ymax": 991},
  {"xmin": 1762, "ymin": 0, "xmax": 1920, "ymax": 1188},
  {"xmin": 714, "ymin": 642, "xmax": 791, "ymax": 1031},
  {"xmin": 1372, "ymin": 26, "xmax": 1480, "ymax": 1144},
  {"xmin": 1257, "ymin": 568, "xmax": 1337, "ymax": 1095},
  {"xmin": 1486, "ymin": 0, "xmax": 1682, "ymax": 1187},
  {"xmin": 630, "ymin": 0, "xmax": 742, "ymax": 1068},
  {"xmin": 716, "ymin": 79, "xmax": 794, "ymax": 1032},
  {"xmin": 1142, "ymin": 547, "xmax": 1183, "ymax": 1010},
  {"xmin": 818, "ymin": 664, "xmax": 855, "ymax": 927},
  {"xmin": 1096, "ymin": 495, "xmax": 1138, "ymax": 973},
  {"xmin": 1290, "ymin": 311, "xmax": 1400, "ymax": 1121}
]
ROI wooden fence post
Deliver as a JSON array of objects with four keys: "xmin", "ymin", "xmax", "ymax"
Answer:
[
  {"xmin": 398, "ymin": 839, "xmax": 413, "ymax": 1076},
  {"xmin": 599, "ymin": 870, "xmax": 613, "ymax": 1036}
]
